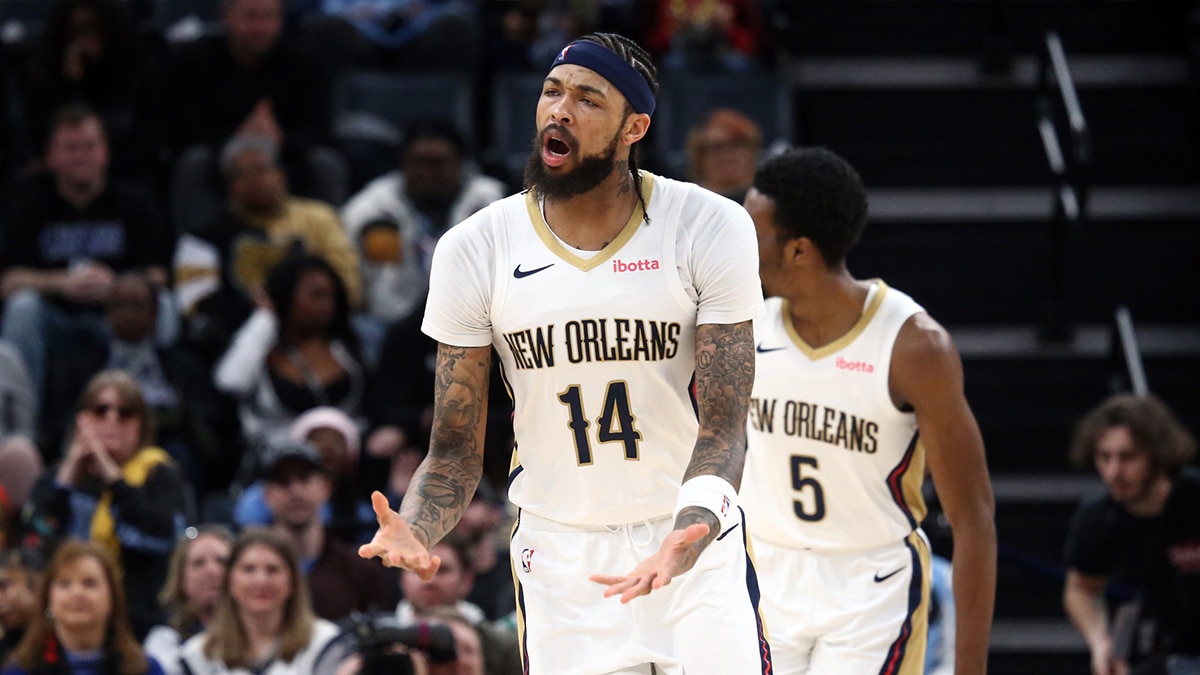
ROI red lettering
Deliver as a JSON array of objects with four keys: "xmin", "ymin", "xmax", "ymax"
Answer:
[
  {"xmin": 835, "ymin": 356, "xmax": 874, "ymax": 373},
  {"xmin": 611, "ymin": 259, "xmax": 661, "ymax": 273}
]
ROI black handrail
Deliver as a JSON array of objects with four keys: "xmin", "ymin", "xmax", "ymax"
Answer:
[
  {"xmin": 1035, "ymin": 31, "xmax": 1092, "ymax": 343},
  {"xmin": 1108, "ymin": 305, "xmax": 1149, "ymax": 396}
]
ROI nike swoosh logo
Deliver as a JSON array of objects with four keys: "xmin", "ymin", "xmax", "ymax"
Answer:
[
  {"xmin": 874, "ymin": 567, "xmax": 905, "ymax": 583},
  {"xmin": 755, "ymin": 344, "xmax": 787, "ymax": 354},
  {"xmin": 513, "ymin": 263, "xmax": 555, "ymax": 279}
]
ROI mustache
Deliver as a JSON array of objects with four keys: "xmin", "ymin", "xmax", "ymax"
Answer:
[{"xmin": 537, "ymin": 123, "xmax": 580, "ymax": 153}]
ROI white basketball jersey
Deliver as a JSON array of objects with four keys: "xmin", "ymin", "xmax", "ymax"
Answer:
[
  {"xmin": 741, "ymin": 281, "xmax": 927, "ymax": 551},
  {"xmin": 422, "ymin": 172, "xmax": 763, "ymax": 526}
]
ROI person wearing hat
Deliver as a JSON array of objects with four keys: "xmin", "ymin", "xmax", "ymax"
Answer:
[
  {"xmin": 233, "ymin": 407, "xmax": 374, "ymax": 544},
  {"xmin": 260, "ymin": 438, "xmax": 396, "ymax": 622}
]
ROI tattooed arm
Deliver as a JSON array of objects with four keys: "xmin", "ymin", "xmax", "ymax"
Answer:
[
  {"xmin": 360, "ymin": 343, "xmax": 490, "ymax": 579},
  {"xmin": 402, "ymin": 343, "xmax": 492, "ymax": 547},
  {"xmin": 591, "ymin": 320, "xmax": 756, "ymax": 602},
  {"xmin": 675, "ymin": 321, "xmax": 755, "ymax": 535}
]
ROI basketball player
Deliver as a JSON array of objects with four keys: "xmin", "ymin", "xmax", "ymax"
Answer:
[
  {"xmin": 740, "ymin": 147, "xmax": 996, "ymax": 674},
  {"xmin": 360, "ymin": 33, "xmax": 772, "ymax": 674}
]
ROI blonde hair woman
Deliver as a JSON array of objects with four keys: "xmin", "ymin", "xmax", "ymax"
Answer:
[
  {"xmin": 143, "ymin": 526, "xmax": 234, "ymax": 675},
  {"xmin": 178, "ymin": 528, "xmax": 337, "ymax": 675}
]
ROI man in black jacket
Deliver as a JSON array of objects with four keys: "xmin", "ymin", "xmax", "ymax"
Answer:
[
  {"xmin": 1063, "ymin": 393, "xmax": 1200, "ymax": 675},
  {"xmin": 0, "ymin": 104, "xmax": 172, "ymax": 454}
]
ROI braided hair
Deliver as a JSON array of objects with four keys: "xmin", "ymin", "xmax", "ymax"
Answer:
[{"xmin": 576, "ymin": 32, "xmax": 659, "ymax": 222}]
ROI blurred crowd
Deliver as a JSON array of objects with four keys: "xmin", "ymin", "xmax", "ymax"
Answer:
[{"xmin": 0, "ymin": 1, "xmax": 781, "ymax": 672}]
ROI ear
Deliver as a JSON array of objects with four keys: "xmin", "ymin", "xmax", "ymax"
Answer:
[
  {"xmin": 787, "ymin": 236, "xmax": 823, "ymax": 269},
  {"xmin": 621, "ymin": 113, "xmax": 651, "ymax": 147}
]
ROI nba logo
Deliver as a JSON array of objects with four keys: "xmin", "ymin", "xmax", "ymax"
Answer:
[
  {"xmin": 557, "ymin": 44, "xmax": 572, "ymax": 61},
  {"xmin": 521, "ymin": 548, "xmax": 535, "ymax": 573},
  {"xmin": 720, "ymin": 496, "xmax": 731, "ymax": 518}
]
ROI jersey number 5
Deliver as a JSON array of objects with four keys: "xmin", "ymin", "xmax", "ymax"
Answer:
[
  {"xmin": 791, "ymin": 455, "xmax": 827, "ymax": 521},
  {"xmin": 558, "ymin": 382, "xmax": 643, "ymax": 465}
]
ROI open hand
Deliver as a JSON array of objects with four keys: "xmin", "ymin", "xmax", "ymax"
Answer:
[
  {"xmin": 589, "ymin": 522, "xmax": 711, "ymax": 603},
  {"xmin": 358, "ymin": 491, "xmax": 441, "ymax": 581}
]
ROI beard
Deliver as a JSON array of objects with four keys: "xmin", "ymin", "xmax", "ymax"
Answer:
[{"xmin": 524, "ymin": 125, "xmax": 621, "ymax": 201}]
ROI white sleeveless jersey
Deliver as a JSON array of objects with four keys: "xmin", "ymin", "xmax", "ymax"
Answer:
[
  {"xmin": 422, "ymin": 173, "xmax": 763, "ymax": 526},
  {"xmin": 741, "ymin": 281, "xmax": 927, "ymax": 551}
]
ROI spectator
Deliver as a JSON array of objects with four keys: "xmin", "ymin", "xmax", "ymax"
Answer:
[
  {"xmin": 642, "ymin": 0, "xmax": 765, "ymax": 72},
  {"xmin": 259, "ymin": 439, "xmax": 396, "ymax": 621},
  {"xmin": 0, "ymin": 342, "xmax": 42, "ymax": 541},
  {"xmin": 1063, "ymin": 393, "xmax": 1200, "ymax": 675},
  {"xmin": 57, "ymin": 272, "xmax": 239, "ymax": 492},
  {"xmin": 234, "ymin": 407, "xmax": 375, "ymax": 545},
  {"xmin": 0, "ymin": 104, "xmax": 172, "ymax": 450},
  {"xmin": 0, "ymin": 549, "xmax": 44, "ymax": 666},
  {"xmin": 178, "ymin": 528, "xmax": 339, "ymax": 675},
  {"xmin": 6, "ymin": 0, "xmax": 164, "ymax": 185},
  {"xmin": 366, "ymin": 303, "xmax": 513, "ymax": 493},
  {"xmin": 0, "ymin": 441, "xmax": 42, "ymax": 550},
  {"xmin": 312, "ymin": 0, "xmax": 480, "ymax": 72},
  {"xmin": 395, "ymin": 534, "xmax": 483, "ymax": 627},
  {"xmin": 454, "ymin": 483, "xmax": 513, "ymax": 623},
  {"xmin": 926, "ymin": 554, "xmax": 956, "ymax": 675},
  {"xmin": 423, "ymin": 607, "xmax": 483, "ymax": 675},
  {"xmin": 1, "ymin": 540, "xmax": 166, "ymax": 675},
  {"xmin": 174, "ymin": 136, "xmax": 362, "ymax": 360},
  {"xmin": 20, "ymin": 370, "xmax": 188, "ymax": 639},
  {"xmin": 142, "ymin": 526, "xmax": 234, "ymax": 675},
  {"xmin": 684, "ymin": 108, "xmax": 761, "ymax": 202},
  {"xmin": 340, "ymin": 119, "xmax": 505, "ymax": 324},
  {"xmin": 214, "ymin": 255, "xmax": 368, "ymax": 469},
  {"xmin": 168, "ymin": 0, "xmax": 342, "ymax": 235},
  {"xmin": 480, "ymin": 0, "xmax": 636, "ymax": 75},
  {"xmin": 0, "ymin": 339, "xmax": 38, "ymax": 455}
]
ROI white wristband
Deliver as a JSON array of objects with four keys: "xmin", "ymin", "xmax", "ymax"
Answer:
[{"xmin": 673, "ymin": 475, "xmax": 739, "ymax": 536}]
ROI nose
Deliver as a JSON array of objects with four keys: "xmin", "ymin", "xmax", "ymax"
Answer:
[
  {"xmin": 548, "ymin": 99, "xmax": 572, "ymax": 125},
  {"xmin": 1097, "ymin": 458, "xmax": 1119, "ymax": 482}
]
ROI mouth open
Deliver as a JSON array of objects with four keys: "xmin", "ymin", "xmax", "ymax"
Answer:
[{"xmin": 540, "ymin": 127, "xmax": 575, "ymax": 168}]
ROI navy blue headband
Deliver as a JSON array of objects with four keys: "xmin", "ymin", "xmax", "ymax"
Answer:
[{"xmin": 550, "ymin": 41, "xmax": 656, "ymax": 117}]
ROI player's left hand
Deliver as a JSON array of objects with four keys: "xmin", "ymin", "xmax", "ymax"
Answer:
[{"xmin": 588, "ymin": 523, "xmax": 711, "ymax": 603}]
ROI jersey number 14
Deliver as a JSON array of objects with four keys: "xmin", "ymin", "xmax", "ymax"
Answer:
[{"xmin": 558, "ymin": 382, "xmax": 643, "ymax": 464}]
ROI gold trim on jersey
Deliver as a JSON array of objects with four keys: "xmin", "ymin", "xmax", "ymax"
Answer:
[
  {"xmin": 524, "ymin": 172, "xmax": 657, "ymax": 272},
  {"xmin": 781, "ymin": 279, "xmax": 891, "ymax": 361},
  {"xmin": 890, "ymin": 530, "xmax": 932, "ymax": 675},
  {"xmin": 902, "ymin": 440, "xmax": 929, "ymax": 526}
]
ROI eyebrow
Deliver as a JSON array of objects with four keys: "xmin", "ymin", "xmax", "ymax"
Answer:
[{"xmin": 544, "ymin": 76, "xmax": 609, "ymax": 99}]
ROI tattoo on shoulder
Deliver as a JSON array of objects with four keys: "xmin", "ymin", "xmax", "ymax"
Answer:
[{"xmin": 685, "ymin": 321, "xmax": 754, "ymax": 487}]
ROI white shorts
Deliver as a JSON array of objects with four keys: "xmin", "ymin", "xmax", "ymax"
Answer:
[
  {"xmin": 752, "ymin": 530, "xmax": 931, "ymax": 675},
  {"xmin": 510, "ymin": 509, "xmax": 773, "ymax": 675}
]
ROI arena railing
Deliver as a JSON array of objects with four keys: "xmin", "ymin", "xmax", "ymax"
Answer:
[{"xmin": 1036, "ymin": 31, "xmax": 1091, "ymax": 343}]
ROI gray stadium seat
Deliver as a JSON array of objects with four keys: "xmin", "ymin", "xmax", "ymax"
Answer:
[
  {"xmin": 334, "ymin": 71, "xmax": 474, "ymax": 147},
  {"xmin": 490, "ymin": 71, "xmax": 546, "ymax": 186}
]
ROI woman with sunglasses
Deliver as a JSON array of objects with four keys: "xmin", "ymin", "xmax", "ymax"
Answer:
[{"xmin": 21, "ymin": 370, "xmax": 188, "ymax": 641}]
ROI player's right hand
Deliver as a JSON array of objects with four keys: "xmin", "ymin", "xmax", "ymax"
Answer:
[{"xmin": 358, "ymin": 491, "xmax": 442, "ymax": 581}]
